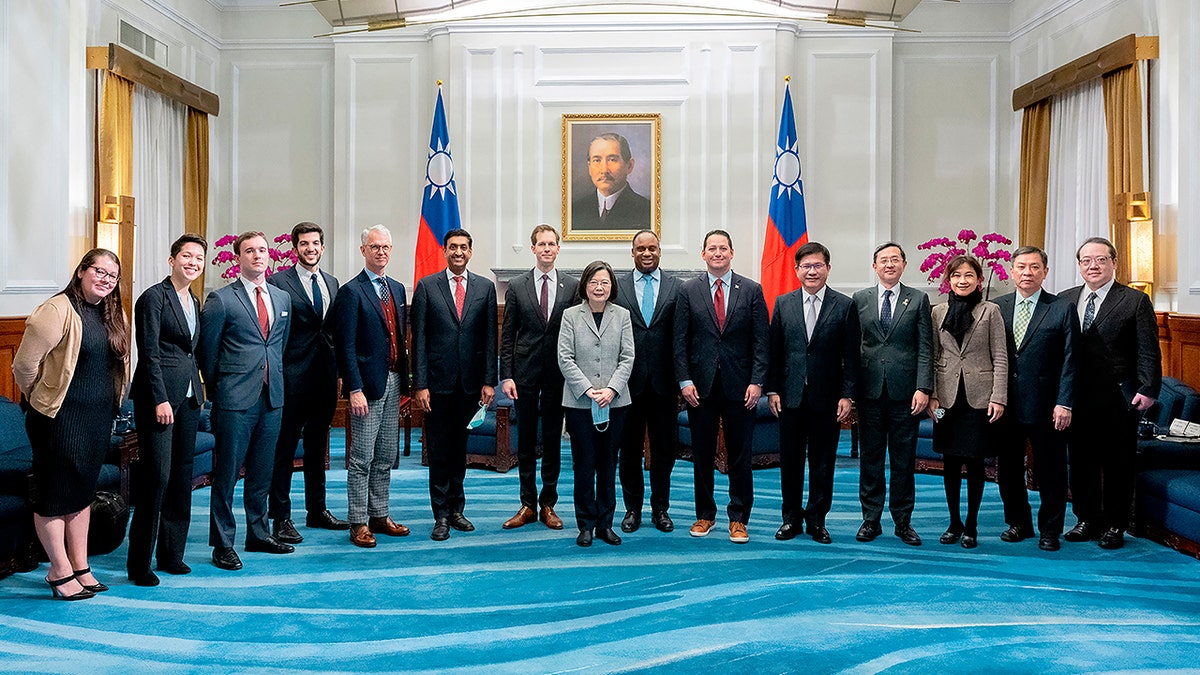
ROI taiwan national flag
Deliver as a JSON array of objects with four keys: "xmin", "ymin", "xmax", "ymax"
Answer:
[
  {"xmin": 414, "ymin": 86, "xmax": 462, "ymax": 283},
  {"xmin": 759, "ymin": 83, "xmax": 808, "ymax": 317}
]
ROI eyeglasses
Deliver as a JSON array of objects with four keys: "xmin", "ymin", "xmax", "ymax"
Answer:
[
  {"xmin": 797, "ymin": 263, "xmax": 827, "ymax": 272},
  {"xmin": 1078, "ymin": 256, "xmax": 1112, "ymax": 267},
  {"xmin": 89, "ymin": 266, "xmax": 120, "ymax": 283},
  {"xmin": 366, "ymin": 244, "xmax": 392, "ymax": 253},
  {"xmin": 587, "ymin": 279, "xmax": 612, "ymax": 288},
  {"xmin": 875, "ymin": 257, "xmax": 903, "ymax": 265}
]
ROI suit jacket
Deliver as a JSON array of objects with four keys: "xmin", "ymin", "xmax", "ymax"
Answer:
[
  {"xmin": 993, "ymin": 290, "xmax": 1077, "ymax": 425},
  {"xmin": 853, "ymin": 284, "xmax": 934, "ymax": 401},
  {"xmin": 267, "ymin": 266, "xmax": 339, "ymax": 399},
  {"xmin": 557, "ymin": 303, "xmax": 636, "ymax": 409},
  {"xmin": 500, "ymin": 269, "xmax": 580, "ymax": 387},
  {"xmin": 673, "ymin": 271, "xmax": 769, "ymax": 400},
  {"xmin": 197, "ymin": 280, "xmax": 291, "ymax": 411},
  {"xmin": 766, "ymin": 286, "xmax": 861, "ymax": 413},
  {"xmin": 613, "ymin": 269, "xmax": 681, "ymax": 397},
  {"xmin": 331, "ymin": 270, "xmax": 408, "ymax": 402},
  {"xmin": 411, "ymin": 269, "xmax": 498, "ymax": 395},
  {"xmin": 930, "ymin": 300, "xmax": 1008, "ymax": 409},
  {"xmin": 1063, "ymin": 282, "xmax": 1161, "ymax": 406},
  {"xmin": 131, "ymin": 277, "xmax": 203, "ymax": 408},
  {"xmin": 571, "ymin": 188, "xmax": 652, "ymax": 231}
]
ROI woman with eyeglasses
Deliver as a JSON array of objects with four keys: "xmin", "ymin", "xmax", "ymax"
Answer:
[
  {"xmin": 12, "ymin": 249, "xmax": 130, "ymax": 599},
  {"xmin": 557, "ymin": 260, "xmax": 635, "ymax": 547}
]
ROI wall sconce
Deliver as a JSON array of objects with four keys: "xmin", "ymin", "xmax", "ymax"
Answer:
[
  {"xmin": 96, "ymin": 195, "xmax": 122, "ymax": 252},
  {"xmin": 1124, "ymin": 191, "xmax": 1153, "ymax": 297}
]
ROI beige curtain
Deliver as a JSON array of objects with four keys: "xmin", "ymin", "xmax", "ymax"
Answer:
[
  {"xmin": 1102, "ymin": 65, "xmax": 1146, "ymax": 284},
  {"xmin": 1018, "ymin": 99, "xmax": 1052, "ymax": 250},
  {"xmin": 98, "ymin": 72, "xmax": 134, "ymax": 232},
  {"xmin": 185, "ymin": 108, "xmax": 210, "ymax": 299}
]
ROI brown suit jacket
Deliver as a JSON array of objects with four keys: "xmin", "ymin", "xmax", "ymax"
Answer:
[{"xmin": 930, "ymin": 300, "xmax": 1008, "ymax": 410}]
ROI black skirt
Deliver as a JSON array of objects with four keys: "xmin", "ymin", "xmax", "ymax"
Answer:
[{"xmin": 933, "ymin": 379, "xmax": 996, "ymax": 459}]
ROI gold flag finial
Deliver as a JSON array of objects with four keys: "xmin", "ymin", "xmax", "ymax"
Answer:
[
  {"xmin": 784, "ymin": 75, "xmax": 791, "ymax": 83},
  {"xmin": 437, "ymin": 80, "xmax": 443, "ymax": 86}
]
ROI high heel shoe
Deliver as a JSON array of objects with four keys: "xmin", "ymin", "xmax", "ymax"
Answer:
[
  {"xmin": 47, "ymin": 575, "xmax": 96, "ymax": 601},
  {"xmin": 73, "ymin": 567, "xmax": 109, "ymax": 593}
]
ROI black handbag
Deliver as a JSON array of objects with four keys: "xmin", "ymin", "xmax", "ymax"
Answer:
[{"xmin": 88, "ymin": 490, "xmax": 130, "ymax": 556}]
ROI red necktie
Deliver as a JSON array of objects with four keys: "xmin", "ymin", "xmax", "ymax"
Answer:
[
  {"xmin": 713, "ymin": 278, "xmax": 726, "ymax": 331},
  {"xmin": 540, "ymin": 274, "xmax": 550, "ymax": 322},
  {"xmin": 255, "ymin": 286, "xmax": 269, "ymax": 339},
  {"xmin": 454, "ymin": 275, "xmax": 465, "ymax": 320}
]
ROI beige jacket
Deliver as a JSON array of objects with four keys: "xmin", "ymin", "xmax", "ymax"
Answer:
[
  {"xmin": 12, "ymin": 293, "xmax": 129, "ymax": 418},
  {"xmin": 930, "ymin": 300, "xmax": 1008, "ymax": 410}
]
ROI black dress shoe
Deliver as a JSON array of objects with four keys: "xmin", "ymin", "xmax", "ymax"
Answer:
[
  {"xmin": 808, "ymin": 525, "xmax": 832, "ymax": 545},
  {"xmin": 939, "ymin": 526, "xmax": 963, "ymax": 545},
  {"xmin": 1000, "ymin": 525, "xmax": 1034, "ymax": 543},
  {"xmin": 960, "ymin": 533, "xmax": 978, "ymax": 549},
  {"xmin": 273, "ymin": 519, "xmax": 304, "ymax": 544},
  {"xmin": 894, "ymin": 524, "xmax": 923, "ymax": 546},
  {"xmin": 245, "ymin": 536, "xmax": 295, "ymax": 555},
  {"xmin": 212, "ymin": 547, "xmax": 243, "ymax": 571},
  {"xmin": 775, "ymin": 522, "xmax": 799, "ymax": 541},
  {"xmin": 597, "ymin": 528, "xmax": 622, "ymax": 545},
  {"xmin": 652, "ymin": 511, "xmax": 674, "ymax": 533},
  {"xmin": 128, "ymin": 570, "xmax": 160, "ymax": 587},
  {"xmin": 576, "ymin": 530, "xmax": 593, "ymax": 547},
  {"xmin": 1064, "ymin": 521, "xmax": 1095, "ymax": 542},
  {"xmin": 448, "ymin": 513, "xmax": 474, "ymax": 532},
  {"xmin": 156, "ymin": 561, "xmax": 192, "ymax": 575},
  {"xmin": 856, "ymin": 521, "xmax": 883, "ymax": 542},
  {"xmin": 621, "ymin": 511, "xmax": 641, "ymax": 533},
  {"xmin": 431, "ymin": 518, "xmax": 451, "ymax": 541},
  {"xmin": 306, "ymin": 510, "xmax": 351, "ymax": 531},
  {"xmin": 1098, "ymin": 527, "xmax": 1125, "ymax": 550},
  {"xmin": 1039, "ymin": 533, "xmax": 1061, "ymax": 551}
]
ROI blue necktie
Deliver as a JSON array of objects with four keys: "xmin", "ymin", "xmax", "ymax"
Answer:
[
  {"xmin": 311, "ymin": 274, "xmax": 324, "ymax": 318},
  {"xmin": 880, "ymin": 289, "xmax": 893, "ymax": 333},
  {"xmin": 1082, "ymin": 291, "xmax": 1097, "ymax": 331},
  {"xmin": 640, "ymin": 274, "xmax": 655, "ymax": 325}
]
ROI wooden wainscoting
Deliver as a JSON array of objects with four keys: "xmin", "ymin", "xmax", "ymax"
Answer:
[
  {"xmin": 0, "ymin": 317, "xmax": 26, "ymax": 403},
  {"xmin": 1162, "ymin": 312, "xmax": 1200, "ymax": 391}
]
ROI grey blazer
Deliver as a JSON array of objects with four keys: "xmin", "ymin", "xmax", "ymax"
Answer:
[
  {"xmin": 930, "ymin": 300, "xmax": 1008, "ymax": 410},
  {"xmin": 557, "ymin": 302, "xmax": 635, "ymax": 409}
]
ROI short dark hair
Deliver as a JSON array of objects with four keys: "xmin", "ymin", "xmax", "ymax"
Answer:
[
  {"xmin": 170, "ymin": 233, "xmax": 208, "ymax": 258},
  {"xmin": 873, "ymin": 242, "xmax": 906, "ymax": 262},
  {"xmin": 1076, "ymin": 236, "xmax": 1118, "ymax": 261},
  {"xmin": 530, "ymin": 224, "xmax": 560, "ymax": 245},
  {"xmin": 588, "ymin": 133, "xmax": 632, "ymax": 162},
  {"xmin": 443, "ymin": 228, "xmax": 473, "ymax": 248},
  {"xmin": 630, "ymin": 229, "xmax": 658, "ymax": 248},
  {"xmin": 702, "ymin": 229, "xmax": 733, "ymax": 251},
  {"xmin": 576, "ymin": 260, "xmax": 619, "ymax": 304},
  {"xmin": 1011, "ymin": 245, "xmax": 1047, "ymax": 266},
  {"xmin": 234, "ymin": 231, "xmax": 267, "ymax": 256},
  {"xmin": 795, "ymin": 242, "xmax": 830, "ymax": 265},
  {"xmin": 291, "ymin": 222, "xmax": 324, "ymax": 248},
  {"xmin": 942, "ymin": 254, "xmax": 983, "ymax": 285}
]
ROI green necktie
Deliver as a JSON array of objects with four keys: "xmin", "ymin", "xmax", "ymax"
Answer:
[{"xmin": 1014, "ymin": 298, "xmax": 1032, "ymax": 348}]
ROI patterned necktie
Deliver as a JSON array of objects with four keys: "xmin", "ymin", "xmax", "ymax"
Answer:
[
  {"xmin": 454, "ymin": 275, "xmax": 465, "ymax": 320},
  {"xmin": 713, "ymin": 278, "xmax": 726, "ymax": 331},
  {"xmin": 539, "ymin": 274, "xmax": 550, "ymax": 322},
  {"xmin": 377, "ymin": 277, "xmax": 390, "ymax": 305},
  {"xmin": 1082, "ymin": 291, "xmax": 1098, "ymax": 331},
  {"xmin": 806, "ymin": 295, "xmax": 819, "ymax": 341},
  {"xmin": 311, "ymin": 273, "xmax": 323, "ymax": 318},
  {"xmin": 640, "ymin": 274, "xmax": 655, "ymax": 325},
  {"xmin": 1014, "ymin": 298, "xmax": 1032, "ymax": 347},
  {"xmin": 880, "ymin": 289, "xmax": 893, "ymax": 333},
  {"xmin": 255, "ymin": 286, "xmax": 269, "ymax": 340}
]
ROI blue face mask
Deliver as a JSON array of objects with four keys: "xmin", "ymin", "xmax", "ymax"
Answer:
[
  {"xmin": 466, "ymin": 402, "xmax": 488, "ymax": 430},
  {"xmin": 591, "ymin": 398, "xmax": 609, "ymax": 432}
]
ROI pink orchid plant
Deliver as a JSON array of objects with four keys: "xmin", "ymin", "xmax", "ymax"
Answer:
[
  {"xmin": 210, "ymin": 233, "xmax": 297, "ymax": 281},
  {"xmin": 917, "ymin": 229, "xmax": 1013, "ymax": 297}
]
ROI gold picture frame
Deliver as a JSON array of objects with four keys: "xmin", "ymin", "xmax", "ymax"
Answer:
[{"xmin": 561, "ymin": 113, "xmax": 662, "ymax": 242}]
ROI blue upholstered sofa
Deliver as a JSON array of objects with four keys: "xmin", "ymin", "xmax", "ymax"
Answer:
[
  {"xmin": 1134, "ymin": 377, "xmax": 1200, "ymax": 558},
  {"xmin": 677, "ymin": 398, "xmax": 780, "ymax": 473},
  {"xmin": 420, "ymin": 388, "xmax": 521, "ymax": 472}
]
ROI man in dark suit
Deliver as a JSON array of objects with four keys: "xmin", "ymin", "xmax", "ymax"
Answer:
[
  {"xmin": 852, "ymin": 242, "xmax": 933, "ymax": 546},
  {"xmin": 197, "ymin": 231, "xmax": 295, "ymax": 571},
  {"xmin": 1063, "ymin": 236, "xmax": 1161, "ymax": 550},
  {"xmin": 411, "ymin": 228, "xmax": 497, "ymax": 541},
  {"xmin": 570, "ymin": 133, "xmax": 652, "ymax": 231},
  {"xmin": 993, "ymin": 245, "xmax": 1078, "ymax": 552},
  {"xmin": 266, "ymin": 222, "xmax": 348, "ymax": 546},
  {"xmin": 767, "ymin": 242, "xmax": 860, "ymax": 545},
  {"xmin": 674, "ymin": 229, "xmax": 769, "ymax": 544},
  {"xmin": 331, "ymin": 224, "xmax": 411, "ymax": 548},
  {"xmin": 500, "ymin": 224, "xmax": 579, "ymax": 530},
  {"xmin": 614, "ymin": 230, "xmax": 681, "ymax": 533}
]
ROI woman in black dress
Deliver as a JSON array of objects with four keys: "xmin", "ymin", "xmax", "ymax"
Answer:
[
  {"xmin": 928, "ymin": 255, "xmax": 1007, "ymax": 549},
  {"xmin": 12, "ymin": 249, "xmax": 130, "ymax": 600}
]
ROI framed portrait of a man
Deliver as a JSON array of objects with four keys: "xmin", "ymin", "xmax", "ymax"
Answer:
[{"xmin": 561, "ymin": 113, "xmax": 661, "ymax": 242}]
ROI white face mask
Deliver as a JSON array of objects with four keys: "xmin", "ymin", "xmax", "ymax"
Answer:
[
  {"xmin": 466, "ymin": 402, "xmax": 488, "ymax": 430},
  {"xmin": 591, "ymin": 398, "xmax": 609, "ymax": 432}
]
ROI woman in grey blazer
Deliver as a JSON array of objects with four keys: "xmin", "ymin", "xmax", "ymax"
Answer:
[
  {"xmin": 558, "ymin": 260, "xmax": 635, "ymax": 547},
  {"xmin": 929, "ymin": 255, "xmax": 1008, "ymax": 549}
]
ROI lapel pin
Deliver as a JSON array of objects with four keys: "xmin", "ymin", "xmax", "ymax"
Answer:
[{"xmin": 902, "ymin": 298, "xmax": 910, "ymax": 306}]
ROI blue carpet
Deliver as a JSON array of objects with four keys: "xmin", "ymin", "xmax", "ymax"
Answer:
[{"xmin": 2, "ymin": 431, "xmax": 1200, "ymax": 673}]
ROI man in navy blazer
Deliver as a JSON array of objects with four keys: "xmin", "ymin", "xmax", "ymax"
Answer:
[
  {"xmin": 266, "ymin": 222, "xmax": 347, "ymax": 546},
  {"xmin": 674, "ymin": 229, "xmax": 769, "ymax": 544},
  {"xmin": 332, "ymin": 224, "xmax": 411, "ymax": 548},
  {"xmin": 411, "ymin": 228, "xmax": 497, "ymax": 541},
  {"xmin": 1062, "ymin": 236, "xmax": 1161, "ymax": 550},
  {"xmin": 992, "ymin": 246, "xmax": 1078, "ymax": 551},
  {"xmin": 614, "ymin": 230, "xmax": 681, "ymax": 533},
  {"xmin": 767, "ymin": 242, "xmax": 861, "ymax": 545},
  {"xmin": 197, "ymin": 231, "xmax": 294, "ymax": 571}
]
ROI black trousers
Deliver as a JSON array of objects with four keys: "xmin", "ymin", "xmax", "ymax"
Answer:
[
  {"xmin": 1070, "ymin": 391, "xmax": 1139, "ymax": 530},
  {"xmin": 209, "ymin": 393, "xmax": 281, "ymax": 548},
  {"xmin": 127, "ymin": 397, "xmax": 199, "ymax": 574},
  {"xmin": 778, "ymin": 397, "xmax": 841, "ymax": 528},
  {"xmin": 618, "ymin": 389, "xmax": 678, "ymax": 514},
  {"xmin": 515, "ymin": 380, "xmax": 564, "ymax": 509},
  {"xmin": 426, "ymin": 390, "xmax": 475, "ymax": 519},
  {"xmin": 857, "ymin": 389, "xmax": 919, "ymax": 526},
  {"xmin": 269, "ymin": 379, "xmax": 337, "ymax": 521},
  {"xmin": 566, "ymin": 406, "xmax": 627, "ymax": 532},
  {"xmin": 997, "ymin": 419, "xmax": 1069, "ymax": 536},
  {"xmin": 687, "ymin": 373, "xmax": 755, "ymax": 524}
]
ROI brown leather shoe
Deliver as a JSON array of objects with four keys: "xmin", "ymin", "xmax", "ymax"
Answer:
[
  {"xmin": 729, "ymin": 521, "xmax": 749, "ymax": 544},
  {"xmin": 502, "ymin": 506, "xmax": 538, "ymax": 530},
  {"xmin": 368, "ymin": 516, "xmax": 410, "ymax": 537},
  {"xmin": 539, "ymin": 506, "xmax": 564, "ymax": 530},
  {"xmin": 349, "ymin": 524, "xmax": 376, "ymax": 548},
  {"xmin": 689, "ymin": 519, "xmax": 716, "ymax": 537}
]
